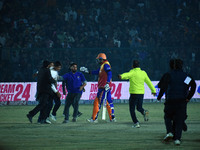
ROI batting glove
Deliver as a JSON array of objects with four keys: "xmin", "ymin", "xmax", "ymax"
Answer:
[
  {"xmin": 80, "ymin": 67, "xmax": 89, "ymax": 73},
  {"xmin": 104, "ymin": 83, "xmax": 110, "ymax": 91}
]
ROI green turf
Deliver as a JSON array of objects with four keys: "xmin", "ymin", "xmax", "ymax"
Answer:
[{"xmin": 0, "ymin": 103, "xmax": 200, "ymax": 150}]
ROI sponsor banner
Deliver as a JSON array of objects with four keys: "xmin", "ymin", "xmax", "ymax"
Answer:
[
  {"xmin": 0, "ymin": 82, "xmax": 66, "ymax": 102},
  {"xmin": 0, "ymin": 82, "xmax": 36, "ymax": 102},
  {"xmin": 0, "ymin": 81, "xmax": 200, "ymax": 102}
]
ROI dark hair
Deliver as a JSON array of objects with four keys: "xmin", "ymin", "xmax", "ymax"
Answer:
[
  {"xmin": 42, "ymin": 60, "xmax": 50, "ymax": 68},
  {"xmin": 69, "ymin": 62, "xmax": 77, "ymax": 69},
  {"xmin": 133, "ymin": 60, "xmax": 140, "ymax": 68},
  {"xmin": 54, "ymin": 61, "xmax": 62, "ymax": 67},
  {"xmin": 169, "ymin": 59, "xmax": 183, "ymax": 70},
  {"xmin": 175, "ymin": 59, "xmax": 183, "ymax": 69}
]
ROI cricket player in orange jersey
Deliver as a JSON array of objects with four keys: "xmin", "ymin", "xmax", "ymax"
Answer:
[{"xmin": 80, "ymin": 53, "xmax": 116, "ymax": 122}]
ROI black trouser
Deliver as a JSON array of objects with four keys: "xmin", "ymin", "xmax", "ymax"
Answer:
[
  {"xmin": 52, "ymin": 93, "xmax": 61, "ymax": 116},
  {"xmin": 29, "ymin": 93, "xmax": 51, "ymax": 121},
  {"xmin": 63, "ymin": 93, "xmax": 82, "ymax": 120},
  {"xmin": 63, "ymin": 102, "xmax": 81, "ymax": 115},
  {"xmin": 47, "ymin": 93, "xmax": 61, "ymax": 117},
  {"xmin": 164, "ymin": 102, "xmax": 187, "ymax": 140},
  {"xmin": 129, "ymin": 94, "xmax": 145, "ymax": 123}
]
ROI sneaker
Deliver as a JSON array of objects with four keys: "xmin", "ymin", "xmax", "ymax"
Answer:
[
  {"xmin": 143, "ymin": 110, "xmax": 149, "ymax": 121},
  {"xmin": 26, "ymin": 114, "xmax": 32, "ymax": 123},
  {"xmin": 86, "ymin": 119, "xmax": 98, "ymax": 123},
  {"xmin": 72, "ymin": 118, "xmax": 77, "ymax": 122},
  {"xmin": 77, "ymin": 112, "xmax": 83, "ymax": 117},
  {"xmin": 110, "ymin": 118, "xmax": 117, "ymax": 122},
  {"xmin": 174, "ymin": 140, "xmax": 181, "ymax": 145},
  {"xmin": 50, "ymin": 114, "xmax": 56, "ymax": 121},
  {"xmin": 163, "ymin": 133, "xmax": 173, "ymax": 142},
  {"xmin": 63, "ymin": 120, "xmax": 69, "ymax": 123},
  {"xmin": 45, "ymin": 118, "xmax": 52, "ymax": 124},
  {"xmin": 132, "ymin": 122, "xmax": 140, "ymax": 128}
]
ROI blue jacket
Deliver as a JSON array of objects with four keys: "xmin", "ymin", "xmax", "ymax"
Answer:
[{"xmin": 62, "ymin": 72, "xmax": 86, "ymax": 93}]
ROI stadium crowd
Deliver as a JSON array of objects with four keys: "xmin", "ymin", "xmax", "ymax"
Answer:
[{"xmin": 0, "ymin": 0, "xmax": 200, "ymax": 82}]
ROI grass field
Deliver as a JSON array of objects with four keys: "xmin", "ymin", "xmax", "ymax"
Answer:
[{"xmin": 0, "ymin": 103, "xmax": 200, "ymax": 150}]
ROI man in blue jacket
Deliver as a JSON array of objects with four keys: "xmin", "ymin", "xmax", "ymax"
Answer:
[{"xmin": 62, "ymin": 62, "xmax": 87, "ymax": 123}]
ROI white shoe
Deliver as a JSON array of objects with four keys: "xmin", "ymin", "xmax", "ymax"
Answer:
[
  {"xmin": 174, "ymin": 140, "xmax": 181, "ymax": 145},
  {"xmin": 45, "ymin": 118, "xmax": 52, "ymax": 124},
  {"xmin": 132, "ymin": 122, "xmax": 140, "ymax": 128},
  {"xmin": 110, "ymin": 118, "xmax": 117, "ymax": 122},
  {"xmin": 50, "ymin": 114, "xmax": 56, "ymax": 121},
  {"xmin": 62, "ymin": 120, "xmax": 69, "ymax": 123},
  {"xmin": 86, "ymin": 119, "xmax": 98, "ymax": 123},
  {"xmin": 163, "ymin": 133, "xmax": 173, "ymax": 142}
]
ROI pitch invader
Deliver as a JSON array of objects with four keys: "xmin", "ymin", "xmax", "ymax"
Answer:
[{"xmin": 80, "ymin": 53, "xmax": 116, "ymax": 122}]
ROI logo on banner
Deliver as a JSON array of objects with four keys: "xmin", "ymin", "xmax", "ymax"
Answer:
[
  {"xmin": 0, "ymin": 83, "xmax": 31, "ymax": 102},
  {"xmin": 88, "ymin": 83, "xmax": 122, "ymax": 100},
  {"xmin": 89, "ymin": 83, "xmax": 98, "ymax": 100}
]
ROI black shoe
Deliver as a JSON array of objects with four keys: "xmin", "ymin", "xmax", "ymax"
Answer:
[
  {"xmin": 77, "ymin": 112, "xmax": 83, "ymax": 117},
  {"xmin": 72, "ymin": 118, "xmax": 77, "ymax": 122},
  {"xmin": 26, "ymin": 114, "xmax": 32, "ymax": 123},
  {"xmin": 183, "ymin": 122, "xmax": 187, "ymax": 132}
]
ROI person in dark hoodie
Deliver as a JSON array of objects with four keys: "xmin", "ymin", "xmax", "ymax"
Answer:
[{"xmin": 157, "ymin": 59, "xmax": 196, "ymax": 145}]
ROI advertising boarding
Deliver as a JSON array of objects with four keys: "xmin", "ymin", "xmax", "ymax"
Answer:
[{"xmin": 0, "ymin": 81, "xmax": 200, "ymax": 104}]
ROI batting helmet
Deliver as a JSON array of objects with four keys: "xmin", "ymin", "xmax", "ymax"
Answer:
[{"xmin": 96, "ymin": 53, "xmax": 107, "ymax": 60}]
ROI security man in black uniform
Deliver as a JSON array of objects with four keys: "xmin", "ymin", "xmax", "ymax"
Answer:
[
  {"xmin": 27, "ymin": 60, "xmax": 61, "ymax": 123},
  {"xmin": 157, "ymin": 59, "xmax": 196, "ymax": 145}
]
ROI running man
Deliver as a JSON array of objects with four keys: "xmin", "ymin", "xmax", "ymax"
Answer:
[{"xmin": 118, "ymin": 60, "xmax": 156, "ymax": 128}]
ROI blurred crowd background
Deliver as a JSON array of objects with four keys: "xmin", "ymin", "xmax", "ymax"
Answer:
[{"xmin": 0, "ymin": 0, "xmax": 199, "ymax": 82}]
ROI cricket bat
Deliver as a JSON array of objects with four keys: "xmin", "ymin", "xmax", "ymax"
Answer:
[{"xmin": 102, "ymin": 90, "xmax": 108, "ymax": 120}]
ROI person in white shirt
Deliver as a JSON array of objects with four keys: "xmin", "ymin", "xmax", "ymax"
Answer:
[{"xmin": 47, "ymin": 61, "xmax": 62, "ymax": 122}]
